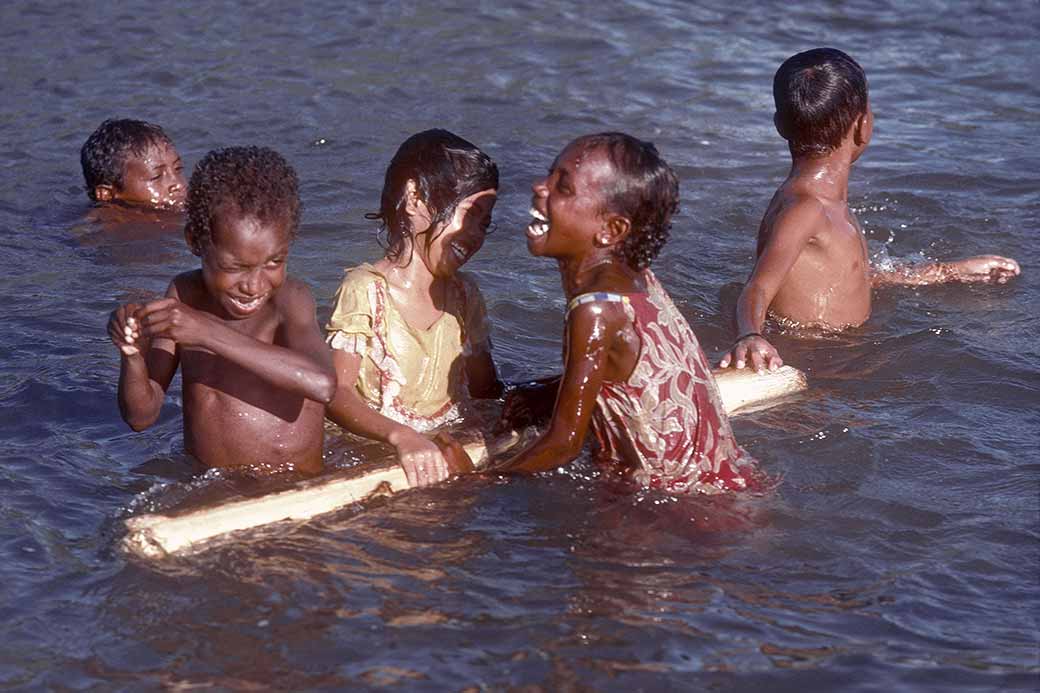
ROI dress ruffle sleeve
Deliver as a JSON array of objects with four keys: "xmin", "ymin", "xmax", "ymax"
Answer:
[{"xmin": 325, "ymin": 270, "xmax": 378, "ymax": 355}]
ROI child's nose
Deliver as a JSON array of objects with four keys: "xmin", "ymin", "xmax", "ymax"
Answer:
[{"xmin": 531, "ymin": 178, "xmax": 548, "ymax": 196}]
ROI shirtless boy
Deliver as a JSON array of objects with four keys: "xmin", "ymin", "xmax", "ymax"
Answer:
[
  {"xmin": 719, "ymin": 48, "xmax": 1020, "ymax": 372},
  {"xmin": 82, "ymin": 118, "xmax": 186, "ymax": 210},
  {"xmin": 107, "ymin": 146, "xmax": 336, "ymax": 474}
]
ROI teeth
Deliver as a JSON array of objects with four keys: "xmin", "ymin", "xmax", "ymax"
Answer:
[
  {"xmin": 231, "ymin": 295, "xmax": 264, "ymax": 310},
  {"xmin": 529, "ymin": 207, "xmax": 547, "ymax": 222},
  {"xmin": 527, "ymin": 221, "xmax": 548, "ymax": 237}
]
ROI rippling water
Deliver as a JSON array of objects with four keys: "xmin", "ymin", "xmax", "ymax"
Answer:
[{"xmin": 1, "ymin": 0, "xmax": 1037, "ymax": 689}]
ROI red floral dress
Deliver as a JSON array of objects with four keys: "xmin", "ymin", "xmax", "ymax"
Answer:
[{"xmin": 571, "ymin": 271, "xmax": 755, "ymax": 494}]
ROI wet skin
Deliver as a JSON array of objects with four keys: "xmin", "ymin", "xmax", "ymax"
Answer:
[
  {"xmin": 95, "ymin": 141, "xmax": 187, "ymax": 210},
  {"xmin": 720, "ymin": 102, "xmax": 1020, "ymax": 373},
  {"xmin": 493, "ymin": 141, "xmax": 644, "ymax": 474},
  {"xmin": 325, "ymin": 187, "xmax": 503, "ymax": 488},
  {"xmin": 108, "ymin": 210, "xmax": 335, "ymax": 474}
]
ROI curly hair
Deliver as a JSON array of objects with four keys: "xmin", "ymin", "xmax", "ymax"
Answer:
[
  {"xmin": 773, "ymin": 48, "xmax": 868, "ymax": 157},
  {"xmin": 573, "ymin": 133, "xmax": 679, "ymax": 271},
  {"xmin": 184, "ymin": 146, "xmax": 301, "ymax": 255},
  {"xmin": 369, "ymin": 129, "xmax": 498, "ymax": 264},
  {"xmin": 80, "ymin": 118, "xmax": 173, "ymax": 200}
]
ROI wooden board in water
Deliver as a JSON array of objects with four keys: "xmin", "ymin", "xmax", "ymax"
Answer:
[{"xmin": 123, "ymin": 366, "xmax": 807, "ymax": 559}]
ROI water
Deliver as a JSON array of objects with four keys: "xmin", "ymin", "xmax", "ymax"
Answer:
[{"xmin": 1, "ymin": 0, "xmax": 1037, "ymax": 689}]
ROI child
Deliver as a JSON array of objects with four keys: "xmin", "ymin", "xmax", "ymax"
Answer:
[
  {"xmin": 468, "ymin": 133, "xmax": 755, "ymax": 494},
  {"xmin": 81, "ymin": 118, "xmax": 187, "ymax": 210},
  {"xmin": 719, "ymin": 48, "xmax": 1020, "ymax": 373},
  {"xmin": 107, "ymin": 146, "xmax": 336, "ymax": 475},
  {"xmin": 325, "ymin": 129, "xmax": 502, "ymax": 488}
]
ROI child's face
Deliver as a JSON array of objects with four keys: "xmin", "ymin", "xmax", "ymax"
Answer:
[
  {"xmin": 112, "ymin": 141, "xmax": 186, "ymax": 210},
  {"xmin": 526, "ymin": 142, "xmax": 613, "ymax": 260},
  {"xmin": 198, "ymin": 209, "xmax": 291, "ymax": 320},
  {"xmin": 418, "ymin": 188, "xmax": 496, "ymax": 277}
]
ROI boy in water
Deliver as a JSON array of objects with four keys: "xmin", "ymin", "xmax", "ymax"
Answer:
[
  {"xmin": 107, "ymin": 147, "xmax": 336, "ymax": 475},
  {"xmin": 81, "ymin": 118, "xmax": 186, "ymax": 210},
  {"xmin": 719, "ymin": 48, "xmax": 1020, "ymax": 372},
  {"xmin": 441, "ymin": 133, "xmax": 755, "ymax": 494}
]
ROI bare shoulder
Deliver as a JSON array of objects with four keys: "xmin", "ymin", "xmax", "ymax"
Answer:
[
  {"xmin": 170, "ymin": 270, "xmax": 204, "ymax": 304},
  {"xmin": 566, "ymin": 296, "xmax": 629, "ymax": 344},
  {"xmin": 274, "ymin": 276, "xmax": 318, "ymax": 312},
  {"xmin": 768, "ymin": 193, "xmax": 830, "ymax": 241}
]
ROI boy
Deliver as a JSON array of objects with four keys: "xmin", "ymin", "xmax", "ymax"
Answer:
[
  {"xmin": 719, "ymin": 48, "xmax": 1020, "ymax": 373},
  {"xmin": 81, "ymin": 118, "xmax": 186, "ymax": 210},
  {"xmin": 441, "ymin": 133, "xmax": 756, "ymax": 494},
  {"xmin": 107, "ymin": 146, "xmax": 336, "ymax": 475}
]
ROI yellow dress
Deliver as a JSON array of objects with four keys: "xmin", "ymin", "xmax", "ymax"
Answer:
[{"xmin": 325, "ymin": 263, "xmax": 491, "ymax": 432}]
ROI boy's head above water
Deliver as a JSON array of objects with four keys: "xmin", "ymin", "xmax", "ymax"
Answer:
[
  {"xmin": 81, "ymin": 118, "xmax": 186, "ymax": 209},
  {"xmin": 372, "ymin": 129, "xmax": 499, "ymax": 268},
  {"xmin": 528, "ymin": 132, "xmax": 679, "ymax": 271},
  {"xmin": 184, "ymin": 146, "xmax": 301, "ymax": 319},
  {"xmin": 773, "ymin": 48, "xmax": 870, "ymax": 158}
]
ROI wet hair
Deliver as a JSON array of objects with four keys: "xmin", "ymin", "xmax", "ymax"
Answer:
[
  {"xmin": 184, "ymin": 146, "xmax": 301, "ymax": 255},
  {"xmin": 369, "ymin": 129, "xmax": 498, "ymax": 264},
  {"xmin": 773, "ymin": 48, "xmax": 868, "ymax": 157},
  {"xmin": 573, "ymin": 132, "xmax": 679, "ymax": 271},
  {"xmin": 80, "ymin": 118, "xmax": 174, "ymax": 200}
]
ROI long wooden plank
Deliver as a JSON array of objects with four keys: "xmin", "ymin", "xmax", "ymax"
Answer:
[{"xmin": 122, "ymin": 366, "xmax": 807, "ymax": 559}]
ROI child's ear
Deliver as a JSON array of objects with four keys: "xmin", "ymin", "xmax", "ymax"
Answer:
[
  {"xmin": 853, "ymin": 110, "xmax": 872, "ymax": 147},
  {"xmin": 596, "ymin": 214, "xmax": 632, "ymax": 247},
  {"xmin": 94, "ymin": 184, "xmax": 114, "ymax": 202}
]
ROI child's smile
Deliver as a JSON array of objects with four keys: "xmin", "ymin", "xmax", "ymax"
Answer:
[
  {"xmin": 526, "ymin": 143, "xmax": 611, "ymax": 259},
  {"xmin": 201, "ymin": 213, "xmax": 290, "ymax": 320}
]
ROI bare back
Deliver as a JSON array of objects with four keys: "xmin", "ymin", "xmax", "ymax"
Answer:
[
  {"xmin": 756, "ymin": 178, "xmax": 871, "ymax": 328},
  {"xmin": 173, "ymin": 273, "xmax": 326, "ymax": 474}
]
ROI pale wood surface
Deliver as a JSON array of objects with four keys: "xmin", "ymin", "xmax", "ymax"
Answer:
[{"xmin": 123, "ymin": 367, "xmax": 807, "ymax": 559}]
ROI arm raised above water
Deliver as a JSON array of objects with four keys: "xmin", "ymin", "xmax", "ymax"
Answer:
[{"xmin": 872, "ymin": 254, "xmax": 1020, "ymax": 287}]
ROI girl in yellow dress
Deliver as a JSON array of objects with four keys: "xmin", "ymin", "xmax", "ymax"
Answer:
[{"xmin": 325, "ymin": 130, "xmax": 501, "ymax": 487}]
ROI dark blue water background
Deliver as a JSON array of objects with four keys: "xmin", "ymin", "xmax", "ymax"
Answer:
[{"xmin": 1, "ymin": 1, "xmax": 1037, "ymax": 689}]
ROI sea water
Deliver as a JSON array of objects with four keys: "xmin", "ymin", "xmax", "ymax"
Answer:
[{"xmin": 0, "ymin": 1, "xmax": 1037, "ymax": 689}]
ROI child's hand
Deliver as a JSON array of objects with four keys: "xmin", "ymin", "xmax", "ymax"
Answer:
[
  {"xmin": 433, "ymin": 432, "xmax": 475, "ymax": 475},
  {"xmin": 107, "ymin": 303, "xmax": 144, "ymax": 357},
  {"xmin": 388, "ymin": 428, "xmax": 450, "ymax": 488},
  {"xmin": 719, "ymin": 334, "xmax": 783, "ymax": 373},
  {"xmin": 946, "ymin": 256, "xmax": 1020, "ymax": 284},
  {"xmin": 134, "ymin": 298, "xmax": 215, "ymax": 347}
]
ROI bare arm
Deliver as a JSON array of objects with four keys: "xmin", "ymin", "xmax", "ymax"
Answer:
[
  {"xmin": 493, "ymin": 303, "xmax": 618, "ymax": 474},
  {"xmin": 720, "ymin": 200, "xmax": 822, "ymax": 372},
  {"xmin": 872, "ymin": 255, "xmax": 1020, "ymax": 287},
  {"xmin": 134, "ymin": 280, "xmax": 336, "ymax": 404},
  {"xmin": 109, "ymin": 299, "xmax": 180, "ymax": 431},
  {"xmin": 325, "ymin": 348, "xmax": 448, "ymax": 487}
]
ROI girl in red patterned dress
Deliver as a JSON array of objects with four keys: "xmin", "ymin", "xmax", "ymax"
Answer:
[{"xmin": 479, "ymin": 133, "xmax": 756, "ymax": 493}]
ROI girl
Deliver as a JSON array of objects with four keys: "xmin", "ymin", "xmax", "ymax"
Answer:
[
  {"xmin": 480, "ymin": 133, "xmax": 756, "ymax": 494},
  {"xmin": 325, "ymin": 130, "xmax": 502, "ymax": 487}
]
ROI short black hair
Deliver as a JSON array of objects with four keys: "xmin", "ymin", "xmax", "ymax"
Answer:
[
  {"xmin": 773, "ymin": 48, "xmax": 868, "ymax": 157},
  {"xmin": 574, "ymin": 132, "xmax": 679, "ymax": 271},
  {"xmin": 184, "ymin": 146, "xmax": 301, "ymax": 255},
  {"xmin": 369, "ymin": 129, "xmax": 498, "ymax": 264},
  {"xmin": 80, "ymin": 118, "xmax": 174, "ymax": 200}
]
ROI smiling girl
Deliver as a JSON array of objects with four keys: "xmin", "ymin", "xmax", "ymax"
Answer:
[{"xmin": 324, "ymin": 130, "xmax": 502, "ymax": 487}]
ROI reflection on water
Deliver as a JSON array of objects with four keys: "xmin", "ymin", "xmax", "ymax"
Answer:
[{"xmin": 0, "ymin": 0, "xmax": 1037, "ymax": 689}]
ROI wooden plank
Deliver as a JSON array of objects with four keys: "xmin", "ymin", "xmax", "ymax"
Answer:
[{"xmin": 122, "ymin": 366, "xmax": 807, "ymax": 559}]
